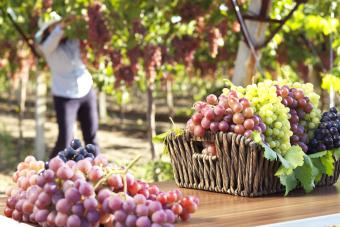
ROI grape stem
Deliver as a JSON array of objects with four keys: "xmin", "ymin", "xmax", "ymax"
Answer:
[{"xmin": 94, "ymin": 155, "xmax": 142, "ymax": 191}]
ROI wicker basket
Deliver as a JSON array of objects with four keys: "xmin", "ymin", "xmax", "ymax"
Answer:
[{"xmin": 165, "ymin": 131, "xmax": 340, "ymax": 197}]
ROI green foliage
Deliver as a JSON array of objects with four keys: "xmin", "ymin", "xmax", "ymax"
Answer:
[{"xmin": 130, "ymin": 154, "xmax": 174, "ymax": 183}]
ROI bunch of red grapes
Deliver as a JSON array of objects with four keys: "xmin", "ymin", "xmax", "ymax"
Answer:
[
  {"xmin": 144, "ymin": 45, "xmax": 162, "ymax": 81},
  {"xmin": 186, "ymin": 91, "xmax": 266, "ymax": 140},
  {"xmin": 172, "ymin": 36, "xmax": 199, "ymax": 68},
  {"xmin": 115, "ymin": 66, "xmax": 135, "ymax": 87},
  {"xmin": 127, "ymin": 47, "xmax": 143, "ymax": 74},
  {"xmin": 208, "ymin": 28, "xmax": 223, "ymax": 58},
  {"xmin": 275, "ymin": 85, "xmax": 313, "ymax": 152},
  {"xmin": 43, "ymin": 0, "xmax": 53, "ymax": 10},
  {"xmin": 132, "ymin": 19, "xmax": 146, "ymax": 36},
  {"xmin": 87, "ymin": 2, "xmax": 110, "ymax": 56},
  {"xmin": 4, "ymin": 152, "xmax": 199, "ymax": 226},
  {"xmin": 177, "ymin": 2, "xmax": 203, "ymax": 22},
  {"xmin": 108, "ymin": 50, "xmax": 122, "ymax": 71},
  {"xmin": 193, "ymin": 60, "xmax": 217, "ymax": 77}
]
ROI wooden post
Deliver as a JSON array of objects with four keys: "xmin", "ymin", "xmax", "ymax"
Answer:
[
  {"xmin": 166, "ymin": 79, "xmax": 174, "ymax": 117},
  {"xmin": 98, "ymin": 91, "xmax": 107, "ymax": 123},
  {"xmin": 146, "ymin": 82, "xmax": 156, "ymax": 159},
  {"xmin": 35, "ymin": 64, "xmax": 46, "ymax": 160},
  {"xmin": 232, "ymin": 0, "xmax": 272, "ymax": 86},
  {"xmin": 16, "ymin": 63, "xmax": 29, "ymax": 160}
]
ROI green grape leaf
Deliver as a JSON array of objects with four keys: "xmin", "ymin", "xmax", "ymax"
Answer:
[
  {"xmin": 284, "ymin": 146, "xmax": 305, "ymax": 169},
  {"xmin": 263, "ymin": 143, "xmax": 278, "ymax": 161},
  {"xmin": 309, "ymin": 150, "xmax": 328, "ymax": 159},
  {"xmin": 279, "ymin": 173, "xmax": 297, "ymax": 196},
  {"xmin": 275, "ymin": 146, "xmax": 305, "ymax": 176},
  {"xmin": 276, "ymin": 165, "xmax": 293, "ymax": 176},
  {"xmin": 252, "ymin": 131, "xmax": 277, "ymax": 161},
  {"xmin": 333, "ymin": 147, "xmax": 340, "ymax": 160},
  {"xmin": 277, "ymin": 153, "xmax": 290, "ymax": 169},
  {"xmin": 295, "ymin": 155, "xmax": 319, "ymax": 193},
  {"xmin": 152, "ymin": 132, "xmax": 169, "ymax": 143},
  {"xmin": 311, "ymin": 158, "xmax": 324, "ymax": 182},
  {"xmin": 320, "ymin": 151, "xmax": 334, "ymax": 176}
]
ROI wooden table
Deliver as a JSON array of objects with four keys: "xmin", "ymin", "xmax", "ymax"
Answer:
[{"xmin": 1, "ymin": 181, "xmax": 340, "ymax": 226}]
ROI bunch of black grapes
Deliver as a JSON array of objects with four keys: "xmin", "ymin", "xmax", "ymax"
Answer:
[{"xmin": 308, "ymin": 107, "xmax": 340, "ymax": 153}]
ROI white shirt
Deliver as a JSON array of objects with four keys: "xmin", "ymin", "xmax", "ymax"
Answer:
[{"xmin": 39, "ymin": 25, "xmax": 93, "ymax": 98}]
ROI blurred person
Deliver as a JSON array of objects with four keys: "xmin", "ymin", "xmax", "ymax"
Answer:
[{"xmin": 35, "ymin": 11, "xmax": 99, "ymax": 159}]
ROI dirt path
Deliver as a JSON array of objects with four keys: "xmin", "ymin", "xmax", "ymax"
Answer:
[{"xmin": 0, "ymin": 113, "xmax": 182, "ymax": 163}]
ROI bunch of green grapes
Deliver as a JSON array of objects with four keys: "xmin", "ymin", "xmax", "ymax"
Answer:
[
  {"xmin": 225, "ymin": 81, "xmax": 292, "ymax": 155},
  {"xmin": 290, "ymin": 82, "xmax": 321, "ymax": 140}
]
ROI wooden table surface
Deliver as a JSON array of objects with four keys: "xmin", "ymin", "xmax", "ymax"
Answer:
[{"xmin": 1, "ymin": 181, "xmax": 340, "ymax": 227}]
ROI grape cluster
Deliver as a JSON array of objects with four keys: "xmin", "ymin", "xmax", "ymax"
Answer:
[
  {"xmin": 132, "ymin": 19, "xmax": 146, "ymax": 36},
  {"xmin": 195, "ymin": 16, "xmax": 205, "ymax": 33},
  {"xmin": 87, "ymin": 2, "xmax": 110, "ymax": 57},
  {"xmin": 186, "ymin": 91, "xmax": 266, "ymax": 141},
  {"xmin": 290, "ymin": 82, "xmax": 321, "ymax": 140},
  {"xmin": 42, "ymin": 0, "xmax": 53, "ymax": 10},
  {"xmin": 172, "ymin": 36, "xmax": 199, "ymax": 68},
  {"xmin": 208, "ymin": 28, "xmax": 224, "ymax": 58},
  {"xmin": 4, "ymin": 154, "xmax": 199, "ymax": 226},
  {"xmin": 144, "ymin": 45, "xmax": 162, "ymax": 82},
  {"xmin": 275, "ymin": 85, "xmax": 313, "ymax": 152},
  {"xmin": 115, "ymin": 66, "xmax": 135, "ymax": 87},
  {"xmin": 127, "ymin": 47, "xmax": 143, "ymax": 74},
  {"xmin": 109, "ymin": 50, "xmax": 122, "ymax": 71},
  {"xmin": 308, "ymin": 107, "xmax": 340, "ymax": 153},
  {"xmin": 56, "ymin": 139, "xmax": 97, "ymax": 164},
  {"xmin": 194, "ymin": 60, "xmax": 217, "ymax": 77},
  {"xmin": 177, "ymin": 2, "xmax": 203, "ymax": 22},
  {"xmin": 231, "ymin": 21, "xmax": 240, "ymax": 33},
  {"xmin": 240, "ymin": 82, "xmax": 292, "ymax": 155}
]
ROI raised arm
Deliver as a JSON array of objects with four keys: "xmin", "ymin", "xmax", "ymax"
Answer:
[{"xmin": 39, "ymin": 24, "xmax": 64, "ymax": 56}]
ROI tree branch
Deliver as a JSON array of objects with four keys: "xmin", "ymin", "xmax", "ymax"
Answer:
[{"xmin": 4, "ymin": 8, "xmax": 40, "ymax": 58}]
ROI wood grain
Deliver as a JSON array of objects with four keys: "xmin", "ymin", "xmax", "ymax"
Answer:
[{"xmin": 1, "ymin": 181, "xmax": 340, "ymax": 227}]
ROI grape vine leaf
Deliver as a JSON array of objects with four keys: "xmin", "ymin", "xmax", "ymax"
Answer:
[
  {"xmin": 152, "ymin": 132, "xmax": 169, "ymax": 143},
  {"xmin": 275, "ymin": 146, "xmax": 305, "ymax": 176},
  {"xmin": 333, "ymin": 147, "xmax": 340, "ymax": 160},
  {"xmin": 311, "ymin": 158, "xmax": 324, "ymax": 182},
  {"xmin": 284, "ymin": 146, "xmax": 305, "ymax": 169},
  {"xmin": 252, "ymin": 131, "xmax": 277, "ymax": 161},
  {"xmin": 295, "ymin": 155, "xmax": 319, "ymax": 193},
  {"xmin": 309, "ymin": 150, "xmax": 328, "ymax": 158},
  {"xmin": 309, "ymin": 150, "xmax": 335, "ymax": 177},
  {"xmin": 320, "ymin": 151, "xmax": 335, "ymax": 176},
  {"xmin": 279, "ymin": 173, "xmax": 297, "ymax": 196}
]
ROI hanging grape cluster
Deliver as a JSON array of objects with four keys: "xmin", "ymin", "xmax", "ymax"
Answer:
[
  {"xmin": 87, "ymin": 2, "xmax": 110, "ymax": 58},
  {"xmin": 144, "ymin": 45, "xmax": 162, "ymax": 82}
]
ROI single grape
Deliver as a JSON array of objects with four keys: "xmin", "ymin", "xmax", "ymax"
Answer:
[
  {"xmin": 206, "ymin": 94, "xmax": 218, "ymax": 105},
  {"xmin": 234, "ymin": 125, "xmax": 245, "ymax": 134},
  {"xmin": 243, "ymin": 119, "xmax": 255, "ymax": 130},
  {"xmin": 70, "ymin": 139, "xmax": 82, "ymax": 150},
  {"xmin": 233, "ymin": 113, "xmax": 245, "ymax": 124}
]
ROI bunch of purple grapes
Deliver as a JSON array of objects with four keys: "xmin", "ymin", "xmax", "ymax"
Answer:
[
  {"xmin": 177, "ymin": 2, "xmax": 203, "ymax": 22},
  {"xmin": 171, "ymin": 36, "xmax": 199, "ymax": 68},
  {"xmin": 276, "ymin": 85, "xmax": 313, "ymax": 152},
  {"xmin": 55, "ymin": 139, "xmax": 97, "ymax": 164},
  {"xmin": 186, "ymin": 91, "xmax": 266, "ymax": 140},
  {"xmin": 87, "ymin": 2, "xmax": 110, "ymax": 57},
  {"xmin": 144, "ymin": 45, "xmax": 162, "ymax": 81},
  {"xmin": 108, "ymin": 50, "xmax": 122, "ymax": 71},
  {"xmin": 208, "ymin": 28, "xmax": 223, "ymax": 58},
  {"xmin": 308, "ymin": 107, "xmax": 340, "ymax": 153},
  {"xmin": 5, "ymin": 152, "xmax": 199, "ymax": 226}
]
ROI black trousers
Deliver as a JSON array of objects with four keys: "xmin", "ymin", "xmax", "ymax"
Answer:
[{"xmin": 50, "ymin": 89, "xmax": 99, "ymax": 159}]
